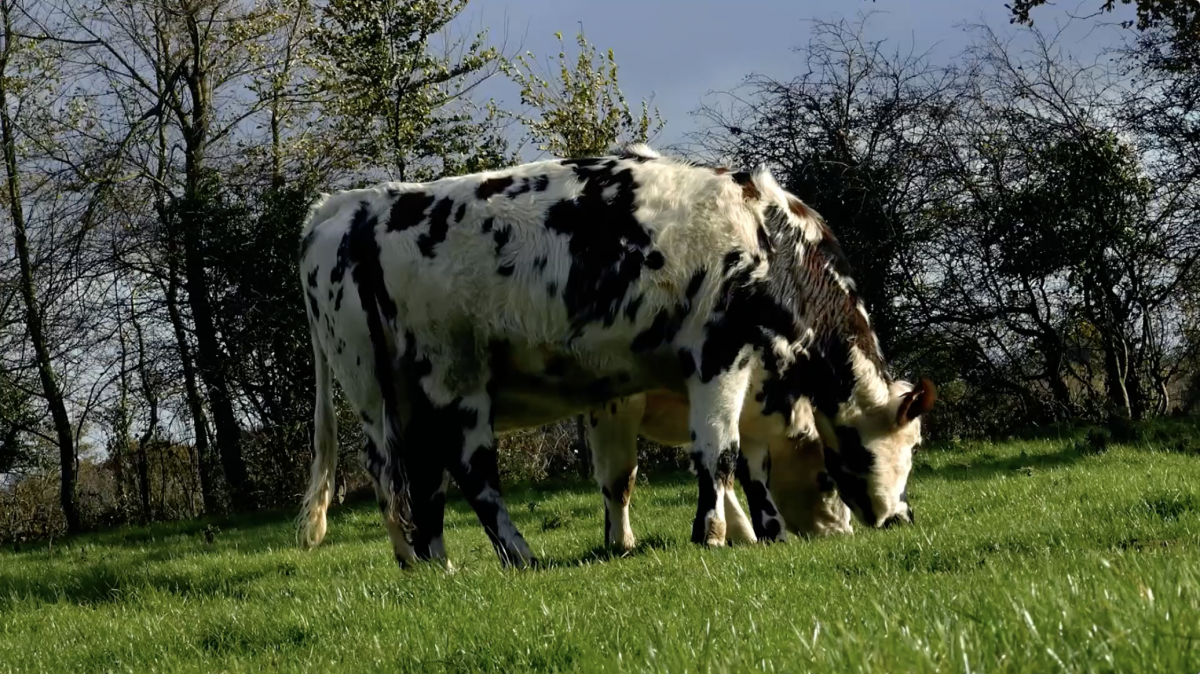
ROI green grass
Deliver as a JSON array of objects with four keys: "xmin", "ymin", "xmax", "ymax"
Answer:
[{"xmin": 2, "ymin": 432, "xmax": 1200, "ymax": 673}]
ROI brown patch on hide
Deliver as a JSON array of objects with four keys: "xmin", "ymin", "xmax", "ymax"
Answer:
[
  {"xmin": 787, "ymin": 195, "xmax": 820, "ymax": 222},
  {"xmin": 731, "ymin": 171, "xmax": 760, "ymax": 201},
  {"xmin": 611, "ymin": 468, "xmax": 636, "ymax": 507}
]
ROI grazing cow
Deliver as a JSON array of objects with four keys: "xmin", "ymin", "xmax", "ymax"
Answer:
[
  {"xmin": 583, "ymin": 390, "xmax": 853, "ymax": 552},
  {"xmin": 296, "ymin": 143, "xmax": 934, "ymax": 569}
]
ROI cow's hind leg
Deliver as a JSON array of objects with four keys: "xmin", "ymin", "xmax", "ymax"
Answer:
[
  {"xmin": 410, "ymin": 345, "xmax": 535, "ymax": 569},
  {"xmin": 735, "ymin": 441, "xmax": 788, "ymax": 543},
  {"xmin": 359, "ymin": 425, "xmax": 419, "ymax": 569},
  {"xmin": 684, "ymin": 364, "xmax": 753, "ymax": 547},
  {"xmin": 446, "ymin": 391, "xmax": 535, "ymax": 568},
  {"xmin": 586, "ymin": 395, "xmax": 646, "ymax": 552}
]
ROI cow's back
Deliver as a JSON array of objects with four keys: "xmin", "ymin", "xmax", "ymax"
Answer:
[{"xmin": 301, "ymin": 152, "xmax": 766, "ymax": 388}]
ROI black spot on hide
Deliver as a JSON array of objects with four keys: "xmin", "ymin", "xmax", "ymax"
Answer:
[
  {"xmin": 306, "ymin": 292, "xmax": 320, "ymax": 320},
  {"xmin": 417, "ymin": 197, "xmax": 455, "ymax": 258},
  {"xmin": 492, "ymin": 224, "xmax": 511, "ymax": 256},
  {"xmin": 506, "ymin": 175, "xmax": 547, "ymax": 199},
  {"xmin": 825, "ymin": 426, "xmax": 877, "ymax": 526},
  {"xmin": 299, "ymin": 228, "xmax": 318, "ymax": 260},
  {"xmin": 735, "ymin": 454, "xmax": 781, "ymax": 540},
  {"xmin": 677, "ymin": 349, "xmax": 696, "ymax": 380},
  {"xmin": 387, "ymin": 192, "xmax": 435, "ymax": 232},
  {"xmin": 624, "ymin": 294, "xmax": 644, "ymax": 323},
  {"xmin": 476, "ymin": 177, "xmax": 514, "ymax": 200},
  {"xmin": 722, "ymin": 250, "xmax": 742, "ymax": 275},
  {"xmin": 690, "ymin": 451, "xmax": 720, "ymax": 543},
  {"xmin": 544, "ymin": 157, "xmax": 652, "ymax": 335},
  {"xmin": 630, "ymin": 268, "xmax": 707, "ymax": 352}
]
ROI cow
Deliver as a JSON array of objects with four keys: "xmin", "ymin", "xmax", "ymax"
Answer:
[
  {"xmin": 582, "ymin": 390, "xmax": 853, "ymax": 552},
  {"xmin": 296, "ymin": 143, "xmax": 935, "ymax": 569}
]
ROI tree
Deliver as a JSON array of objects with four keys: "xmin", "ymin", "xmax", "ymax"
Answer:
[
  {"xmin": 56, "ymin": 0, "xmax": 309, "ymax": 511},
  {"xmin": 1007, "ymin": 0, "xmax": 1199, "ymax": 69},
  {"xmin": 502, "ymin": 30, "xmax": 665, "ymax": 158},
  {"xmin": 310, "ymin": 0, "xmax": 507, "ymax": 181},
  {"xmin": 690, "ymin": 15, "xmax": 956, "ymax": 358},
  {"xmin": 0, "ymin": 0, "xmax": 83, "ymax": 532},
  {"xmin": 0, "ymin": 369, "xmax": 38, "ymax": 476}
]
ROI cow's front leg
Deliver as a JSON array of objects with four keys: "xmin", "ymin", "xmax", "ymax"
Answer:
[
  {"xmin": 686, "ymin": 367, "xmax": 752, "ymax": 547},
  {"xmin": 723, "ymin": 483, "xmax": 758, "ymax": 545},
  {"xmin": 735, "ymin": 441, "xmax": 788, "ymax": 543},
  {"xmin": 408, "ymin": 462, "xmax": 453, "ymax": 568},
  {"xmin": 586, "ymin": 395, "xmax": 647, "ymax": 552}
]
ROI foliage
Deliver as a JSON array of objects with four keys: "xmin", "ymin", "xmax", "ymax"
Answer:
[
  {"xmin": 502, "ymin": 31, "xmax": 665, "ymax": 158},
  {"xmin": 0, "ymin": 371, "xmax": 38, "ymax": 475},
  {"xmin": 693, "ymin": 14, "xmax": 1198, "ymax": 436},
  {"xmin": 1008, "ymin": 0, "xmax": 1199, "ymax": 40},
  {"xmin": 309, "ymin": 0, "xmax": 507, "ymax": 180}
]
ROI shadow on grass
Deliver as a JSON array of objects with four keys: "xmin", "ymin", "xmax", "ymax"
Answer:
[
  {"xmin": 0, "ymin": 555, "xmax": 289, "ymax": 608},
  {"xmin": 917, "ymin": 443, "xmax": 1088, "ymax": 482},
  {"xmin": 2, "ymin": 467, "xmax": 702, "ymax": 574},
  {"xmin": 533, "ymin": 532, "xmax": 682, "ymax": 569}
]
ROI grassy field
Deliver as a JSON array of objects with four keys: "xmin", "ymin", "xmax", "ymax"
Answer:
[{"xmin": 2, "ymin": 429, "xmax": 1199, "ymax": 673}]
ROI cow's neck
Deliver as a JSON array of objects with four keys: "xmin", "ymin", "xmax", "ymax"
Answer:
[{"xmin": 766, "ymin": 199, "xmax": 892, "ymax": 425}]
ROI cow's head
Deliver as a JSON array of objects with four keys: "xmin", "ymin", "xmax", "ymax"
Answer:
[
  {"xmin": 814, "ymin": 377, "xmax": 935, "ymax": 528},
  {"xmin": 765, "ymin": 433, "xmax": 853, "ymax": 537}
]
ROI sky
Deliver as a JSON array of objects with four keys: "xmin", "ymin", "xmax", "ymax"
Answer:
[{"xmin": 455, "ymin": 0, "xmax": 1138, "ymax": 151}]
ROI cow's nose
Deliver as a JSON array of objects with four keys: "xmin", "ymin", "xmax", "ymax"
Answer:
[{"xmin": 881, "ymin": 510, "xmax": 913, "ymax": 528}]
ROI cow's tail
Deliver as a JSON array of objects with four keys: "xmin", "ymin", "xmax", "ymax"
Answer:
[{"xmin": 297, "ymin": 327, "xmax": 340, "ymax": 550}]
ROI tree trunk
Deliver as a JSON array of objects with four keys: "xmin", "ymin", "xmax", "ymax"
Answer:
[
  {"xmin": 1042, "ymin": 343, "xmax": 1073, "ymax": 418},
  {"xmin": 131, "ymin": 294, "xmax": 158, "ymax": 522},
  {"xmin": 111, "ymin": 325, "xmax": 130, "ymax": 519},
  {"xmin": 0, "ymin": 9, "xmax": 81, "ymax": 533},
  {"xmin": 163, "ymin": 246, "xmax": 219, "ymax": 514},
  {"xmin": 175, "ymin": 9, "xmax": 252, "ymax": 510},
  {"xmin": 575, "ymin": 415, "xmax": 590, "ymax": 479},
  {"xmin": 1102, "ymin": 332, "xmax": 1133, "ymax": 420}
]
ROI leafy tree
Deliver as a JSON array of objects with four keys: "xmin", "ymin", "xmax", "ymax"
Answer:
[
  {"xmin": 0, "ymin": 0, "xmax": 83, "ymax": 532},
  {"xmin": 0, "ymin": 370, "xmax": 38, "ymax": 476},
  {"xmin": 1007, "ymin": 0, "xmax": 1199, "ymax": 69},
  {"xmin": 310, "ymin": 0, "xmax": 506, "ymax": 181},
  {"xmin": 502, "ymin": 30, "xmax": 664, "ymax": 158},
  {"xmin": 690, "ymin": 16, "xmax": 955, "ymax": 358}
]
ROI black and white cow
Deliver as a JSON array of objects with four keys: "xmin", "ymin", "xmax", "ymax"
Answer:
[
  {"xmin": 296, "ymin": 144, "xmax": 934, "ymax": 569},
  {"xmin": 583, "ymin": 390, "xmax": 853, "ymax": 552}
]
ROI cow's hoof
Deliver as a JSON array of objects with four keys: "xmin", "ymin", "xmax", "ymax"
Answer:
[
  {"xmin": 704, "ymin": 515, "xmax": 727, "ymax": 547},
  {"xmin": 497, "ymin": 542, "xmax": 538, "ymax": 570},
  {"xmin": 609, "ymin": 538, "xmax": 637, "ymax": 554}
]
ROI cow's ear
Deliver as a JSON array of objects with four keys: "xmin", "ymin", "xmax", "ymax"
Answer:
[{"xmin": 896, "ymin": 378, "xmax": 936, "ymax": 425}]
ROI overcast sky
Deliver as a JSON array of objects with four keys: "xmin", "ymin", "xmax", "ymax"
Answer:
[{"xmin": 456, "ymin": 0, "xmax": 1136, "ymax": 151}]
